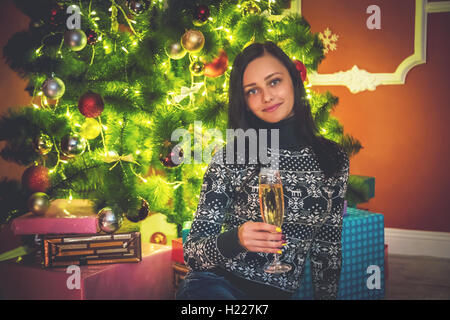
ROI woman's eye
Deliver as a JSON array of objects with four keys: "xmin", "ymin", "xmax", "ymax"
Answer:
[
  {"xmin": 246, "ymin": 88, "xmax": 257, "ymax": 96},
  {"xmin": 270, "ymin": 78, "xmax": 281, "ymax": 86}
]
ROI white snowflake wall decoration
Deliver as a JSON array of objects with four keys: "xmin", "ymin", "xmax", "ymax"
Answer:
[{"xmin": 318, "ymin": 27, "xmax": 339, "ymax": 54}]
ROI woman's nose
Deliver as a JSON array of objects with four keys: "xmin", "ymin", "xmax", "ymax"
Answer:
[{"xmin": 262, "ymin": 89, "xmax": 274, "ymax": 103}]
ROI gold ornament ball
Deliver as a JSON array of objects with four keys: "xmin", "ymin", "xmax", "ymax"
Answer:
[
  {"xmin": 33, "ymin": 133, "xmax": 53, "ymax": 155},
  {"xmin": 28, "ymin": 192, "xmax": 50, "ymax": 216},
  {"xmin": 181, "ymin": 29, "xmax": 205, "ymax": 53},
  {"xmin": 241, "ymin": 1, "xmax": 261, "ymax": 16},
  {"xmin": 80, "ymin": 118, "xmax": 101, "ymax": 140},
  {"xmin": 190, "ymin": 61, "xmax": 205, "ymax": 76},
  {"xmin": 166, "ymin": 41, "xmax": 187, "ymax": 60}
]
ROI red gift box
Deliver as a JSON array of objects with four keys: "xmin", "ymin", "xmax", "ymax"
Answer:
[
  {"xmin": 11, "ymin": 199, "xmax": 98, "ymax": 235},
  {"xmin": 0, "ymin": 242, "xmax": 174, "ymax": 299},
  {"xmin": 171, "ymin": 238, "xmax": 184, "ymax": 264}
]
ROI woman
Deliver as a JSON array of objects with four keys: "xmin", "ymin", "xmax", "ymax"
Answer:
[{"xmin": 176, "ymin": 41, "xmax": 349, "ymax": 300}]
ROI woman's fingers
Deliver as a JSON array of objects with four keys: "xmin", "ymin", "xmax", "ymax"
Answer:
[{"xmin": 238, "ymin": 221, "xmax": 286, "ymax": 253}]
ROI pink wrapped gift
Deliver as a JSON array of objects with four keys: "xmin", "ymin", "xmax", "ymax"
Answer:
[
  {"xmin": 11, "ymin": 199, "xmax": 98, "ymax": 235},
  {"xmin": 0, "ymin": 242, "xmax": 174, "ymax": 299}
]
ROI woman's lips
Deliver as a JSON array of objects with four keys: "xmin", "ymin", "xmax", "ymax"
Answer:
[{"xmin": 263, "ymin": 103, "xmax": 281, "ymax": 112}]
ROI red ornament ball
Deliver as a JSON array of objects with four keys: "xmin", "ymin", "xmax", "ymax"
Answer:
[
  {"xmin": 86, "ymin": 29, "xmax": 98, "ymax": 45},
  {"xmin": 204, "ymin": 50, "xmax": 228, "ymax": 78},
  {"xmin": 78, "ymin": 91, "xmax": 104, "ymax": 118},
  {"xmin": 294, "ymin": 60, "xmax": 307, "ymax": 82},
  {"xmin": 194, "ymin": 5, "xmax": 210, "ymax": 22},
  {"xmin": 22, "ymin": 165, "xmax": 50, "ymax": 193}
]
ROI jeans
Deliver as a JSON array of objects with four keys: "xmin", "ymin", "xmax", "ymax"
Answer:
[{"xmin": 175, "ymin": 271, "xmax": 249, "ymax": 300}]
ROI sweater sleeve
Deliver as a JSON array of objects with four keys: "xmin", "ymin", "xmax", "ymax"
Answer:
[
  {"xmin": 310, "ymin": 150, "xmax": 350, "ymax": 300},
  {"xmin": 183, "ymin": 152, "xmax": 246, "ymax": 271}
]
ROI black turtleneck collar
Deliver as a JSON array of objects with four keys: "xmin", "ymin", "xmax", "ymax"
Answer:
[{"xmin": 246, "ymin": 110, "xmax": 308, "ymax": 151}]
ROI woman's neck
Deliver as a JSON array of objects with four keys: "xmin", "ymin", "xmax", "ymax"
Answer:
[{"xmin": 247, "ymin": 111, "xmax": 308, "ymax": 151}]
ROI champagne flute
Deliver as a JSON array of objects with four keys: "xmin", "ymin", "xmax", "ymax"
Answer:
[{"xmin": 258, "ymin": 168, "xmax": 292, "ymax": 274}]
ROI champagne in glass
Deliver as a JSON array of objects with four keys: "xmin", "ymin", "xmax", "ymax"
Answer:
[{"xmin": 259, "ymin": 168, "xmax": 292, "ymax": 274}]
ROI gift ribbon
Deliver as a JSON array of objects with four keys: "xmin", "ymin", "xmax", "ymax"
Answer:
[
  {"xmin": 173, "ymin": 83, "xmax": 203, "ymax": 104},
  {"xmin": 103, "ymin": 152, "xmax": 140, "ymax": 170}
]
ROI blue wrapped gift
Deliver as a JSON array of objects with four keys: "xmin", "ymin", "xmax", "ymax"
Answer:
[{"xmin": 293, "ymin": 207, "xmax": 385, "ymax": 300}]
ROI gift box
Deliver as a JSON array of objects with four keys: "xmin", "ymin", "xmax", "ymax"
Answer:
[
  {"xmin": 0, "ymin": 242, "xmax": 174, "ymax": 299},
  {"xmin": 11, "ymin": 199, "xmax": 98, "ymax": 235},
  {"xmin": 182, "ymin": 221, "xmax": 192, "ymax": 243},
  {"xmin": 293, "ymin": 207, "xmax": 385, "ymax": 300},
  {"xmin": 171, "ymin": 238, "xmax": 184, "ymax": 264},
  {"xmin": 42, "ymin": 232, "xmax": 142, "ymax": 268}
]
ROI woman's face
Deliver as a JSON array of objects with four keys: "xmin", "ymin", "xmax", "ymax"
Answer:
[{"xmin": 243, "ymin": 53, "xmax": 295, "ymax": 123}]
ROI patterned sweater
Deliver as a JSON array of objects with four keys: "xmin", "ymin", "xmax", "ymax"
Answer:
[{"xmin": 183, "ymin": 141, "xmax": 350, "ymax": 299}]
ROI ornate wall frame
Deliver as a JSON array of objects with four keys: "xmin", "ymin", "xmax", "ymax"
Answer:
[{"xmin": 282, "ymin": 0, "xmax": 450, "ymax": 93}]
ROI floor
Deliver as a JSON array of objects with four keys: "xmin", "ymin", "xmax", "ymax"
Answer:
[{"xmin": 384, "ymin": 254, "xmax": 450, "ymax": 300}]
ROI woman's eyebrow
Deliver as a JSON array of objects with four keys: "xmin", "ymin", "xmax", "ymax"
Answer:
[{"xmin": 243, "ymin": 72, "xmax": 283, "ymax": 89}]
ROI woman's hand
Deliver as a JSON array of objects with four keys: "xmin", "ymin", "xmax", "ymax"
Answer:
[{"xmin": 238, "ymin": 221, "xmax": 286, "ymax": 254}]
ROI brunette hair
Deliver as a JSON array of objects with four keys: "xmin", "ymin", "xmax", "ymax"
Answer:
[{"xmin": 228, "ymin": 41, "xmax": 346, "ymax": 179}]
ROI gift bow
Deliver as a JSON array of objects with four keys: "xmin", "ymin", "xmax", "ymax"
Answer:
[
  {"xmin": 103, "ymin": 152, "xmax": 140, "ymax": 170},
  {"xmin": 173, "ymin": 83, "xmax": 203, "ymax": 104}
]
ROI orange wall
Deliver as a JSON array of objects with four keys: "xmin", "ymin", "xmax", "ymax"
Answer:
[
  {"xmin": 1, "ymin": 0, "xmax": 449, "ymax": 232},
  {"xmin": 303, "ymin": 0, "xmax": 450, "ymax": 232}
]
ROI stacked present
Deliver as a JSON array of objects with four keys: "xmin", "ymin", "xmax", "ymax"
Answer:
[
  {"xmin": 8, "ymin": 199, "xmax": 142, "ymax": 268},
  {"xmin": 293, "ymin": 207, "xmax": 385, "ymax": 300},
  {"xmin": 173, "ymin": 206, "xmax": 386, "ymax": 300}
]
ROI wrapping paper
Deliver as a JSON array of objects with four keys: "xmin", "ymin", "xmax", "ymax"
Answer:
[
  {"xmin": 11, "ymin": 199, "xmax": 98, "ymax": 235},
  {"xmin": 0, "ymin": 242, "xmax": 174, "ymax": 299}
]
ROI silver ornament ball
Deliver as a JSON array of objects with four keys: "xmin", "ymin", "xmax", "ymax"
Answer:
[
  {"xmin": 28, "ymin": 192, "xmax": 50, "ymax": 216},
  {"xmin": 98, "ymin": 207, "xmax": 123, "ymax": 233},
  {"xmin": 60, "ymin": 133, "xmax": 87, "ymax": 158},
  {"xmin": 64, "ymin": 29, "xmax": 87, "ymax": 51},
  {"xmin": 42, "ymin": 77, "xmax": 65, "ymax": 100}
]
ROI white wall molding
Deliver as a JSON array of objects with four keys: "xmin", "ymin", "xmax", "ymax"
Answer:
[
  {"xmin": 285, "ymin": 0, "xmax": 450, "ymax": 93},
  {"xmin": 385, "ymin": 228, "xmax": 450, "ymax": 259}
]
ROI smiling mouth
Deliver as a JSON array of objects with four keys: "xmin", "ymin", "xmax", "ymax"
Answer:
[{"xmin": 263, "ymin": 103, "xmax": 282, "ymax": 112}]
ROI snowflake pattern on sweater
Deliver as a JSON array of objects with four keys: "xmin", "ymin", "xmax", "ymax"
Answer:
[{"xmin": 183, "ymin": 145, "xmax": 349, "ymax": 299}]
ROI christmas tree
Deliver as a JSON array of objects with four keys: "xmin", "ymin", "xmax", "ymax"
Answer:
[{"xmin": 0, "ymin": 0, "xmax": 364, "ymax": 235}]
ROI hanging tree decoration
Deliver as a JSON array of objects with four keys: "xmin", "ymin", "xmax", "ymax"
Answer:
[
  {"xmin": 64, "ymin": 29, "xmax": 87, "ymax": 51},
  {"xmin": 189, "ymin": 60, "xmax": 205, "ymax": 77},
  {"xmin": 32, "ymin": 133, "xmax": 53, "ymax": 156},
  {"xmin": 28, "ymin": 192, "xmax": 50, "ymax": 216},
  {"xmin": 241, "ymin": 1, "xmax": 261, "ymax": 16},
  {"xmin": 79, "ymin": 118, "xmax": 102, "ymax": 140},
  {"xmin": 41, "ymin": 76, "xmax": 65, "ymax": 100},
  {"xmin": 22, "ymin": 165, "xmax": 50, "ymax": 193},
  {"xmin": 204, "ymin": 49, "xmax": 228, "ymax": 78},
  {"xmin": 78, "ymin": 91, "xmax": 105, "ymax": 118},
  {"xmin": 181, "ymin": 29, "xmax": 205, "ymax": 53},
  {"xmin": 193, "ymin": 4, "xmax": 210, "ymax": 27},
  {"xmin": 166, "ymin": 41, "xmax": 187, "ymax": 60},
  {"xmin": 60, "ymin": 133, "xmax": 87, "ymax": 158},
  {"xmin": 126, "ymin": 0, "xmax": 150, "ymax": 15},
  {"xmin": 98, "ymin": 207, "xmax": 123, "ymax": 233},
  {"xmin": 293, "ymin": 59, "xmax": 308, "ymax": 82}
]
